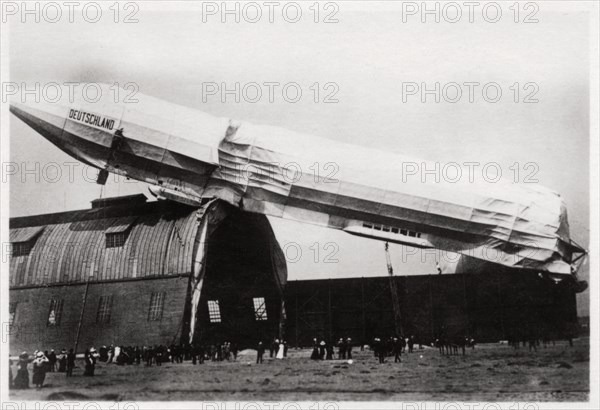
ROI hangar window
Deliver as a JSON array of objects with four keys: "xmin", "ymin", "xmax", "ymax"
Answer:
[
  {"xmin": 106, "ymin": 232, "xmax": 128, "ymax": 248},
  {"xmin": 148, "ymin": 292, "xmax": 165, "ymax": 321},
  {"xmin": 12, "ymin": 242, "xmax": 33, "ymax": 257},
  {"xmin": 96, "ymin": 295, "xmax": 113, "ymax": 324},
  {"xmin": 253, "ymin": 297, "xmax": 267, "ymax": 321},
  {"xmin": 207, "ymin": 300, "xmax": 222, "ymax": 323},
  {"xmin": 9, "ymin": 302, "xmax": 18, "ymax": 326},
  {"xmin": 47, "ymin": 298, "xmax": 64, "ymax": 326},
  {"xmin": 105, "ymin": 217, "xmax": 136, "ymax": 248},
  {"xmin": 10, "ymin": 226, "xmax": 44, "ymax": 257}
]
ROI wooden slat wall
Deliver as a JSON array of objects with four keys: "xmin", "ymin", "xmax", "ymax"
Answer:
[{"xmin": 9, "ymin": 202, "xmax": 205, "ymax": 287}]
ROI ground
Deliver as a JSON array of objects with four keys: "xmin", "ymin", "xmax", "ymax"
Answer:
[{"xmin": 9, "ymin": 338, "xmax": 589, "ymax": 402}]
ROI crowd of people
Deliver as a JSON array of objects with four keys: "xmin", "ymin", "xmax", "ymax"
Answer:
[
  {"xmin": 11, "ymin": 332, "xmax": 575, "ymax": 389},
  {"xmin": 8, "ymin": 341, "xmax": 246, "ymax": 389},
  {"xmin": 10, "ymin": 348, "xmax": 78, "ymax": 389}
]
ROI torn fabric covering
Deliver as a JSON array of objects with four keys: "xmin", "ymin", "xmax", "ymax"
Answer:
[{"xmin": 206, "ymin": 121, "xmax": 578, "ymax": 274}]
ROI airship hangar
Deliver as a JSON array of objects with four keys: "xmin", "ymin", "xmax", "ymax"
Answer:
[{"xmin": 8, "ymin": 193, "xmax": 581, "ymax": 354}]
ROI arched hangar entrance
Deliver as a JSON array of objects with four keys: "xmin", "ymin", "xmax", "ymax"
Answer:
[{"xmin": 186, "ymin": 200, "xmax": 287, "ymax": 349}]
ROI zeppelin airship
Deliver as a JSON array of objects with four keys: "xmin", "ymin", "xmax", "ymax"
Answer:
[{"xmin": 9, "ymin": 83, "xmax": 587, "ymax": 276}]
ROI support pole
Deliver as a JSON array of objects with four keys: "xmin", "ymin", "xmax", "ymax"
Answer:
[{"xmin": 74, "ymin": 275, "xmax": 92, "ymax": 354}]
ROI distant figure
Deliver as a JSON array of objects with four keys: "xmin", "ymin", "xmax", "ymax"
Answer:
[
  {"xmin": 408, "ymin": 336, "xmax": 415, "ymax": 353},
  {"xmin": 58, "ymin": 349, "xmax": 67, "ymax": 372},
  {"xmin": 114, "ymin": 346, "xmax": 122, "ymax": 364},
  {"xmin": 13, "ymin": 352, "xmax": 30, "ymax": 389},
  {"xmin": 310, "ymin": 338, "xmax": 319, "ymax": 360},
  {"xmin": 283, "ymin": 341, "xmax": 288, "ymax": 357},
  {"xmin": 346, "ymin": 338, "xmax": 353, "ymax": 359},
  {"xmin": 66, "ymin": 349, "xmax": 76, "ymax": 377},
  {"xmin": 32, "ymin": 351, "xmax": 49, "ymax": 388},
  {"xmin": 270, "ymin": 339, "xmax": 278, "ymax": 358},
  {"xmin": 393, "ymin": 338, "xmax": 402, "ymax": 363},
  {"xmin": 375, "ymin": 338, "xmax": 386, "ymax": 364},
  {"xmin": 337, "ymin": 338, "xmax": 346, "ymax": 360},
  {"xmin": 48, "ymin": 350, "xmax": 57, "ymax": 372},
  {"xmin": 83, "ymin": 348, "xmax": 97, "ymax": 376},
  {"xmin": 276, "ymin": 341, "xmax": 285, "ymax": 359},
  {"xmin": 99, "ymin": 346, "xmax": 108, "ymax": 362},
  {"xmin": 256, "ymin": 341, "xmax": 265, "ymax": 364},
  {"xmin": 319, "ymin": 340, "xmax": 326, "ymax": 360},
  {"xmin": 326, "ymin": 342, "xmax": 334, "ymax": 360}
]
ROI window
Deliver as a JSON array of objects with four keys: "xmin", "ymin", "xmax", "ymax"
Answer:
[
  {"xmin": 9, "ymin": 302, "xmax": 17, "ymax": 326},
  {"xmin": 253, "ymin": 297, "xmax": 267, "ymax": 321},
  {"xmin": 106, "ymin": 232, "xmax": 128, "ymax": 248},
  {"xmin": 207, "ymin": 300, "xmax": 222, "ymax": 323},
  {"xmin": 360, "ymin": 223, "xmax": 422, "ymax": 239},
  {"xmin": 148, "ymin": 292, "xmax": 165, "ymax": 321},
  {"xmin": 47, "ymin": 298, "xmax": 64, "ymax": 326},
  {"xmin": 12, "ymin": 242, "xmax": 33, "ymax": 257},
  {"xmin": 96, "ymin": 295, "xmax": 113, "ymax": 324}
]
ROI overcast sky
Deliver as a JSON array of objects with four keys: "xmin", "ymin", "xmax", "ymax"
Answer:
[{"xmin": 6, "ymin": 2, "xmax": 593, "ymax": 315}]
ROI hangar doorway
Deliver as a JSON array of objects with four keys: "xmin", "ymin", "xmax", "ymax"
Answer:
[{"xmin": 187, "ymin": 201, "xmax": 287, "ymax": 349}]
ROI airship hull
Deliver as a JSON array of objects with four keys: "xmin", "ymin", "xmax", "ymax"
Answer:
[{"xmin": 10, "ymin": 84, "xmax": 583, "ymax": 274}]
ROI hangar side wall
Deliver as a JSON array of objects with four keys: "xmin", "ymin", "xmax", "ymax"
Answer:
[
  {"xmin": 285, "ymin": 271, "xmax": 579, "ymax": 346},
  {"xmin": 9, "ymin": 275, "xmax": 190, "ymax": 355}
]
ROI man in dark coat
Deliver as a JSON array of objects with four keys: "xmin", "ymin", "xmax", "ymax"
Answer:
[
  {"xmin": 256, "ymin": 341, "xmax": 265, "ymax": 364},
  {"xmin": 346, "ymin": 338, "xmax": 353, "ymax": 360},
  {"xmin": 48, "ymin": 350, "xmax": 57, "ymax": 372},
  {"xmin": 393, "ymin": 337, "xmax": 402, "ymax": 363},
  {"xmin": 83, "ymin": 348, "xmax": 96, "ymax": 376},
  {"xmin": 326, "ymin": 342, "xmax": 334, "ymax": 360},
  {"xmin": 58, "ymin": 349, "xmax": 67, "ymax": 372},
  {"xmin": 66, "ymin": 349, "xmax": 76, "ymax": 377}
]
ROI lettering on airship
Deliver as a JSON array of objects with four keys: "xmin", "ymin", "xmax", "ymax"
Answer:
[{"xmin": 68, "ymin": 109, "xmax": 117, "ymax": 132}]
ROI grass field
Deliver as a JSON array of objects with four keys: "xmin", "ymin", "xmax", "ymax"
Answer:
[{"xmin": 9, "ymin": 338, "xmax": 589, "ymax": 402}]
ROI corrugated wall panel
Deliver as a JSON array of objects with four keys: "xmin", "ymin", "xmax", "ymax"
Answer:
[{"xmin": 9, "ymin": 201, "xmax": 203, "ymax": 286}]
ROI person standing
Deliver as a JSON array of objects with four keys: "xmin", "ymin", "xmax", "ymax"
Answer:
[
  {"xmin": 346, "ymin": 338, "xmax": 353, "ymax": 360},
  {"xmin": 408, "ymin": 336, "xmax": 414, "ymax": 353},
  {"xmin": 393, "ymin": 338, "xmax": 402, "ymax": 363},
  {"xmin": 310, "ymin": 338, "xmax": 319, "ymax": 360},
  {"xmin": 256, "ymin": 341, "xmax": 265, "ymax": 364},
  {"xmin": 326, "ymin": 342, "xmax": 334, "ymax": 360},
  {"xmin": 276, "ymin": 341, "xmax": 285, "ymax": 359},
  {"xmin": 231, "ymin": 342, "xmax": 239, "ymax": 361},
  {"xmin": 32, "ymin": 351, "xmax": 49, "ymax": 388},
  {"xmin": 318, "ymin": 340, "xmax": 326, "ymax": 360},
  {"xmin": 66, "ymin": 349, "xmax": 76, "ymax": 377},
  {"xmin": 13, "ymin": 352, "xmax": 30, "ymax": 389},
  {"xmin": 58, "ymin": 349, "xmax": 67, "ymax": 372},
  {"xmin": 48, "ymin": 350, "xmax": 57, "ymax": 372},
  {"xmin": 83, "ymin": 348, "xmax": 97, "ymax": 376}
]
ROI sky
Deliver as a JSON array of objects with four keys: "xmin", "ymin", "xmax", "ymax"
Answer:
[{"xmin": 4, "ymin": 1, "xmax": 593, "ymax": 315}]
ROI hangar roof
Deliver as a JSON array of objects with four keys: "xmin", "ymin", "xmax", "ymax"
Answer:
[{"xmin": 9, "ymin": 196, "xmax": 205, "ymax": 287}]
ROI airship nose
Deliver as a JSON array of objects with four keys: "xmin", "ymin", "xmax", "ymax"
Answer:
[{"xmin": 10, "ymin": 99, "xmax": 70, "ymax": 148}]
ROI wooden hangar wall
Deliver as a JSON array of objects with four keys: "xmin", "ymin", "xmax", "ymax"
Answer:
[
  {"xmin": 8, "ymin": 195, "xmax": 286, "ymax": 354},
  {"xmin": 284, "ymin": 272, "xmax": 579, "ymax": 346}
]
